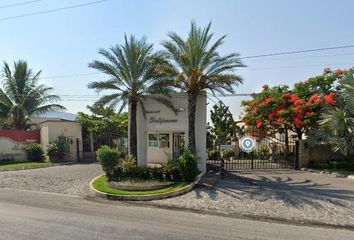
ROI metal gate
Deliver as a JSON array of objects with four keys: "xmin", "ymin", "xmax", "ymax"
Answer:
[
  {"xmin": 77, "ymin": 133, "xmax": 127, "ymax": 163},
  {"xmin": 207, "ymin": 131, "xmax": 299, "ymax": 171},
  {"xmin": 173, "ymin": 132, "xmax": 185, "ymax": 159}
]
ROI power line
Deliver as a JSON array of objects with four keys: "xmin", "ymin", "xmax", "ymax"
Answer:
[
  {"xmin": 242, "ymin": 45, "xmax": 354, "ymax": 59},
  {"xmin": 244, "ymin": 52, "xmax": 354, "ymax": 63},
  {"xmin": 40, "ymin": 73, "xmax": 103, "ymax": 80},
  {"xmin": 37, "ymin": 62, "xmax": 353, "ymax": 80},
  {"xmin": 33, "ymin": 45, "xmax": 354, "ymax": 81},
  {"xmin": 0, "ymin": 0, "xmax": 109, "ymax": 22},
  {"xmin": 0, "ymin": 0, "xmax": 42, "ymax": 9},
  {"xmin": 239, "ymin": 62, "xmax": 353, "ymax": 71}
]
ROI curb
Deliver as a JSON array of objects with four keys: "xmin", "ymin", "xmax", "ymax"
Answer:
[
  {"xmin": 300, "ymin": 168, "xmax": 354, "ymax": 179},
  {"xmin": 90, "ymin": 172, "xmax": 204, "ymax": 201}
]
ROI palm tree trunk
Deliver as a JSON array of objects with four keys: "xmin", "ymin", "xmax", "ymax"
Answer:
[
  {"xmin": 129, "ymin": 99, "xmax": 138, "ymax": 161},
  {"xmin": 188, "ymin": 92, "xmax": 198, "ymax": 154}
]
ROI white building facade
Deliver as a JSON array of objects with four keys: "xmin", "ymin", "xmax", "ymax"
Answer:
[{"xmin": 129, "ymin": 92, "xmax": 207, "ymax": 172}]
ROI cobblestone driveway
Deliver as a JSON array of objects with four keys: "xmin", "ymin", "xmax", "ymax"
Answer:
[
  {"xmin": 152, "ymin": 170, "xmax": 354, "ymax": 227},
  {"xmin": 0, "ymin": 164, "xmax": 103, "ymax": 196}
]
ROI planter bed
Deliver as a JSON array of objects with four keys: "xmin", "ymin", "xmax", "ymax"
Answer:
[
  {"xmin": 107, "ymin": 180, "xmax": 174, "ymax": 191},
  {"xmin": 90, "ymin": 173, "xmax": 203, "ymax": 201}
]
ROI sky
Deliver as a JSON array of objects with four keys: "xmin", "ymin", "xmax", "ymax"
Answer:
[{"xmin": 0, "ymin": 0, "xmax": 354, "ymax": 121}]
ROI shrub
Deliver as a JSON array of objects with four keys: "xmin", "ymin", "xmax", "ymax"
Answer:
[
  {"xmin": 164, "ymin": 159, "xmax": 182, "ymax": 181},
  {"xmin": 96, "ymin": 145, "xmax": 120, "ymax": 181},
  {"xmin": 47, "ymin": 135, "xmax": 70, "ymax": 162},
  {"xmin": 120, "ymin": 155, "xmax": 137, "ymax": 175},
  {"xmin": 150, "ymin": 167, "xmax": 164, "ymax": 181},
  {"xmin": 208, "ymin": 150, "xmax": 220, "ymax": 160},
  {"xmin": 178, "ymin": 152, "xmax": 200, "ymax": 182},
  {"xmin": 130, "ymin": 165, "xmax": 151, "ymax": 180},
  {"xmin": 221, "ymin": 149, "xmax": 235, "ymax": 158},
  {"xmin": 26, "ymin": 143, "xmax": 44, "ymax": 162}
]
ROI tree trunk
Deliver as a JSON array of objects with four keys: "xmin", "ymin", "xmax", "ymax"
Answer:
[
  {"xmin": 296, "ymin": 129, "xmax": 303, "ymax": 140},
  {"xmin": 14, "ymin": 106, "xmax": 26, "ymax": 130},
  {"xmin": 285, "ymin": 127, "xmax": 290, "ymax": 153},
  {"xmin": 129, "ymin": 99, "xmax": 138, "ymax": 161},
  {"xmin": 187, "ymin": 92, "xmax": 198, "ymax": 154}
]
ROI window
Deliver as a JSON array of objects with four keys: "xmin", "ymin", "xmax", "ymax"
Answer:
[
  {"xmin": 148, "ymin": 133, "xmax": 170, "ymax": 148},
  {"xmin": 148, "ymin": 133, "xmax": 158, "ymax": 147},
  {"xmin": 159, "ymin": 133, "xmax": 170, "ymax": 148}
]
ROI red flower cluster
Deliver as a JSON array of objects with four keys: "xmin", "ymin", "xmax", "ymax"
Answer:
[
  {"xmin": 323, "ymin": 92, "xmax": 336, "ymax": 105},
  {"xmin": 243, "ymin": 85, "xmax": 338, "ymax": 132},
  {"xmin": 334, "ymin": 69, "xmax": 345, "ymax": 75},
  {"xmin": 308, "ymin": 94, "xmax": 321, "ymax": 104},
  {"xmin": 292, "ymin": 116, "xmax": 303, "ymax": 128}
]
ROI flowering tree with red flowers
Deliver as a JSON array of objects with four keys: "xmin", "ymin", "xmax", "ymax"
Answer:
[{"xmin": 242, "ymin": 69, "xmax": 344, "ymax": 140}]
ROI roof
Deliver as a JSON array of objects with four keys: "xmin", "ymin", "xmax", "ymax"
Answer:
[{"xmin": 30, "ymin": 117, "xmax": 78, "ymax": 125}]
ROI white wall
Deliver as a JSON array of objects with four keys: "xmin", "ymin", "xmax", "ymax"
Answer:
[
  {"xmin": 40, "ymin": 121, "xmax": 83, "ymax": 162},
  {"xmin": 130, "ymin": 92, "xmax": 207, "ymax": 172},
  {"xmin": 0, "ymin": 137, "xmax": 27, "ymax": 162}
]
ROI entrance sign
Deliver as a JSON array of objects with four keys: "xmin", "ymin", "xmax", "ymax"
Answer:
[
  {"xmin": 239, "ymin": 135, "xmax": 256, "ymax": 153},
  {"xmin": 220, "ymin": 144, "xmax": 233, "ymax": 150}
]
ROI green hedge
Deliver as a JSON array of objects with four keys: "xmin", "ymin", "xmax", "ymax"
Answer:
[{"xmin": 26, "ymin": 143, "xmax": 45, "ymax": 162}]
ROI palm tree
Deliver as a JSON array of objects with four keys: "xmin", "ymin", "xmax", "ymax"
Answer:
[
  {"xmin": 0, "ymin": 60, "xmax": 66, "ymax": 130},
  {"xmin": 88, "ymin": 35, "xmax": 174, "ymax": 160},
  {"xmin": 310, "ymin": 68, "xmax": 354, "ymax": 156},
  {"xmin": 160, "ymin": 21, "xmax": 245, "ymax": 154}
]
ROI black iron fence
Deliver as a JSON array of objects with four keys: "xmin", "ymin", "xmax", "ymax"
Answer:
[
  {"xmin": 77, "ymin": 133, "xmax": 127, "ymax": 163},
  {"xmin": 207, "ymin": 131, "xmax": 299, "ymax": 171}
]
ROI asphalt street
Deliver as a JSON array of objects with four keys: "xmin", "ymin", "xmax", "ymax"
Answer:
[{"xmin": 0, "ymin": 188, "xmax": 353, "ymax": 240}]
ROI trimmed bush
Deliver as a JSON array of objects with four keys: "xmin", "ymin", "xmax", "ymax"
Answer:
[
  {"xmin": 96, "ymin": 145, "xmax": 120, "ymax": 181},
  {"xmin": 47, "ymin": 135, "xmax": 70, "ymax": 162},
  {"xmin": 208, "ymin": 150, "xmax": 220, "ymax": 160},
  {"xmin": 178, "ymin": 152, "xmax": 200, "ymax": 182},
  {"xmin": 26, "ymin": 143, "xmax": 44, "ymax": 162},
  {"xmin": 221, "ymin": 149, "xmax": 235, "ymax": 158}
]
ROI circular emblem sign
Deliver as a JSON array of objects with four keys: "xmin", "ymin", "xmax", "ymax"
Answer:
[{"xmin": 239, "ymin": 135, "xmax": 256, "ymax": 153}]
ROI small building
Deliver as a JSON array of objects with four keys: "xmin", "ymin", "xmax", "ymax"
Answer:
[
  {"xmin": 130, "ymin": 92, "xmax": 207, "ymax": 172},
  {"xmin": 38, "ymin": 119, "xmax": 83, "ymax": 162}
]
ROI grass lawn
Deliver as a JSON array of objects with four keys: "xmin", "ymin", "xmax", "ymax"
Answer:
[
  {"xmin": 92, "ymin": 175, "xmax": 189, "ymax": 196},
  {"xmin": 0, "ymin": 161, "xmax": 53, "ymax": 170}
]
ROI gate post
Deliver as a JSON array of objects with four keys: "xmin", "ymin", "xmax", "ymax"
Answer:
[
  {"xmin": 220, "ymin": 157, "xmax": 225, "ymax": 179},
  {"xmin": 76, "ymin": 138, "xmax": 80, "ymax": 163},
  {"xmin": 295, "ymin": 140, "xmax": 299, "ymax": 169},
  {"xmin": 251, "ymin": 152, "xmax": 254, "ymax": 169}
]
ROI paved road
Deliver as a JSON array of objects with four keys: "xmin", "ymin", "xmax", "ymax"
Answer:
[{"xmin": 0, "ymin": 188, "xmax": 353, "ymax": 240}]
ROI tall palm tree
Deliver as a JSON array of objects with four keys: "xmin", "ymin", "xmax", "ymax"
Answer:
[
  {"xmin": 310, "ymin": 68, "xmax": 354, "ymax": 156},
  {"xmin": 160, "ymin": 21, "xmax": 245, "ymax": 154},
  {"xmin": 0, "ymin": 60, "xmax": 66, "ymax": 130},
  {"xmin": 88, "ymin": 35, "xmax": 174, "ymax": 160}
]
